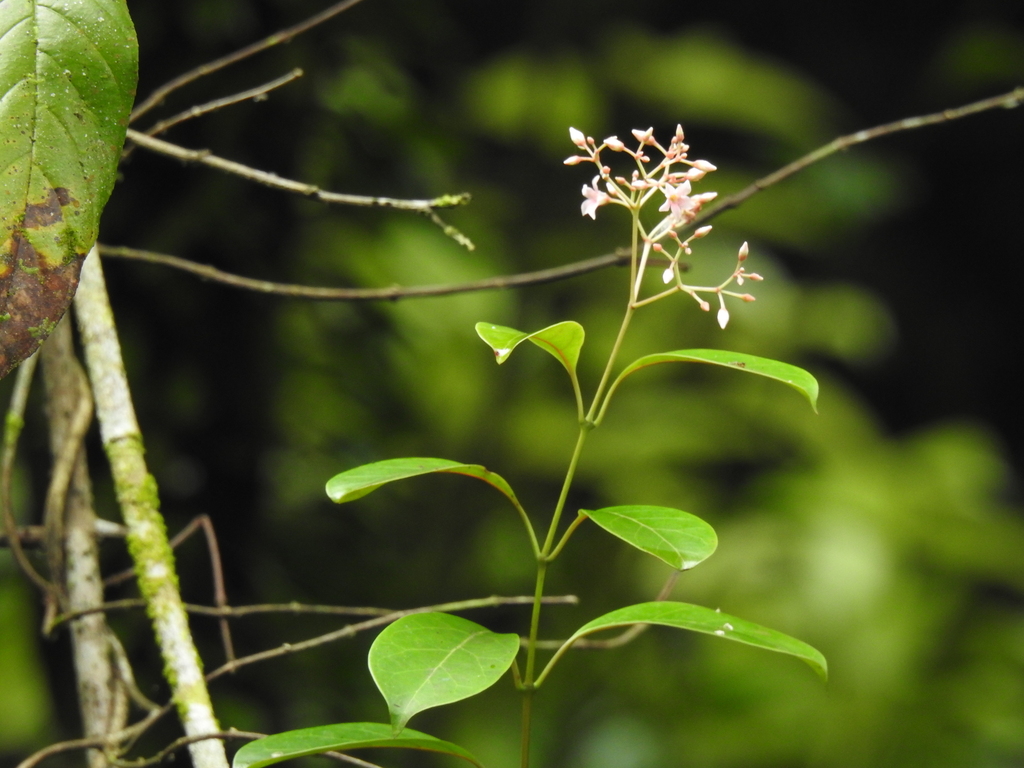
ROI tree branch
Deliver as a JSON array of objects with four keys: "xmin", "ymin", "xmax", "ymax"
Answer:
[
  {"xmin": 130, "ymin": 0, "xmax": 369, "ymax": 122},
  {"xmin": 98, "ymin": 244, "xmax": 632, "ymax": 301},
  {"xmin": 74, "ymin": 248, "xmax": 229, "ymax": 768},
  {"xmin": 141, "ymin": 69, "xmax": 304, "ymax": 139}
]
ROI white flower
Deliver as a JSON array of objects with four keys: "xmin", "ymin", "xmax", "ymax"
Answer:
[{"xmin": 581, "ymin": 176, "xmax": 609, "ymax": 219}]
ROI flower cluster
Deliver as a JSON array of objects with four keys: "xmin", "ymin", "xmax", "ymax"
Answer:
[{"xmin": 565, "ymin": 126, "xmax": 759, "ymax": 327}]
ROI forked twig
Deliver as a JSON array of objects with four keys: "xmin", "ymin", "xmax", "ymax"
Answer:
[
  {"xmin": 142, "ymin": 69, "xmax": 304, "ymax": 138},
  {"xmin": 130, "ymin": 0, "xmax": 368, "ymax": 122}
]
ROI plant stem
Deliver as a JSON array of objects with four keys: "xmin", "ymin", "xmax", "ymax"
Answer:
[{"xmin": 520, "ymin": 691, "xmax": 534, "ymax": 768}]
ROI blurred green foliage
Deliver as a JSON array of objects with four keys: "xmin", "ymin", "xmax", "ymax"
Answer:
[{"xmin": 3, "ymin": 4, "xmax": 1024, "ymax": 768}]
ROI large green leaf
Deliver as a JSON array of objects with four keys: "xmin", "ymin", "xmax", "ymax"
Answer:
[
  {"xmin": 582, "ymin": 505, "xmax": 718, "ymax": 570},
  {"xmin": 565, "ymin": 602, "xmax": 827, "ymax": 680},
  {"xmin": 369, "ymin": 612, "xmax": 520, "ymax": 734},
  {"xmin": 0, "ymin": 0, "xmax": 138, "ymax": 378},
  {"xmin": 476, "ymin": 320, "xmax": 585, "ymax": 375},
  {"xmin": 232, "ymin": 723, "xmax": 483, "ymax": 768},
  {"xmin": 326, "ymin": 457, "xmax": 520, "ymax": 507},
  {"xmin": 606, "ymin": 349, "xmax": 819, "ymax": 413}
]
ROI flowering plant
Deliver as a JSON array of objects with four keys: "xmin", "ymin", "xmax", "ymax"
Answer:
[{"xmin": 235, "ymin": 127, "xmax": 826, "ymax": 768}]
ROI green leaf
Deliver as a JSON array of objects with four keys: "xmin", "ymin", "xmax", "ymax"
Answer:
[
  {"xmin": 326, "ymin": 457, "xmax": 520, "ymax": 507},
  {"xmin": 369, "ymin": 612, "xmax": 520, "ymax": 734},
  {"xmin": 231, "ymin": 722, "xmax": 483, "ymax": 768},
  {"xmin": 568, "ymin": 602, "xmax": 827, "ymax": 680},
  {"xmin": 582, "ymin": 505, "xmax": 717, "ymax": 570},
  {"xmin": 609, "ymin": 349, "xmax": 819, "ymax": 412},
  {"xmin": 0, "ymin": 0, "xmax": 138, "ymax": 378},
  {"xmin": 476, "ymin": 320, "xmax": 585, "ymax": 375}
]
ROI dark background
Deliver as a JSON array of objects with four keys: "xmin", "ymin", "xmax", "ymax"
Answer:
[{"xmin": 3, "ymin": 1, "xmax": 1024, "ymax": 767}]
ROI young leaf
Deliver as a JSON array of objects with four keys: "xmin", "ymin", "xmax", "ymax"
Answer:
[
  {"xmin": 369, "ymin": 612, "xmax": 520, "ymax": 734},
  {"xmin": 0, "ymin": 0, "xmax": 138, "ymax": 378},
  {"xmin": 566, "ymin": 602, "xmax": 827, "ymax": 680},
  {"xmin": 326, "ymin": 457, "xmax": 520, "ymax": 507},
  {"xmin": 606, "ymin": 349, "xmax": 819, "ymax": 413},
  {"xmin": 582, "ymin": 505, "xmax": 717, "ymax": 570},
  {"xmin": 232, "ymin": 722, "xmax": 483, "ymax": 768},
  {"xmin": 476, "ymin": 321, "xmax": 585, "ymax": 375}
]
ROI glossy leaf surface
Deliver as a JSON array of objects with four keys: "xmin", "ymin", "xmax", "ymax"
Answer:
[
  {"xmin": 232, "ymin": 722, "xmax": 482, "ymax": 768},
  {"xmin": 369, "ymin": 612, "xmax": 520, "ymax": 734},
  {"xmin": 582, "ymin": 505, "xmax": 718, "ymax": 569},
  {"xmin": 326, "ymin": 457, "xmax": 519, "ymax": 507},
  {"xmin": 610, "ymin": 349, "xmax": 818, "ymax": 412},
  {"xmin": 568, "ymin": 602, "xmax": 827, "ymax": 680},
  {"xmin": 0, "ymin": 0, "xmax": 137, "ymax": 378},
  {"xmin": 476, "ymin": 320, "xmax": 585, "ymax": 375}
]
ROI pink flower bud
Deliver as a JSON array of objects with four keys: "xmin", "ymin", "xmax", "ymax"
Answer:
[
  {"xmin": 738, "ymin": 241, "xmax": 749, "ymax": 261},
  {"xmin": 699, "ymin": 299, "xmax": 710, "ymax": 312},
  {"xmin": 693, "ymin": 192, "xmax": 718, "ymax": 203},
  {"xmin": 569, "ymin": 127, "xmax": 588, "ymax": 149},
  {"xmin": 605, "ymin": 136, "xmax": 625, "ymax": 151},
  {"xmin": 631, "ymin": 127, "xmax": 655, "ymax": 144},
  {"xmin": 564, "ymin": 156, "xmax": 584, "ymax": 165},
  {"xmin": 741, "ymin": 294, "xmax": 756, "ymax": 302},
  {"xmin": 693, "ymin": 160, "xmax": 717, "ymax": 172},
  {"xmin": 717, "ymin": 307, "xmax": 730, "ymax": 329},
  {"xmin": 748, "ymin": 272, "xmax": 763, "ymax": 281},
  {"xmin": 685, "ymin": 167, "xmax": 707, "ymax": 181},
  {"xmin": 675, "ymin": 124, "xmax": 686, "ymax": 140},
  {"xmin": 694, "ymin": 225, "xmax": 713, "ymax": 238}
]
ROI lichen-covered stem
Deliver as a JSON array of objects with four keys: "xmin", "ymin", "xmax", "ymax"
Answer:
[
  {"xmin": 73, "ymin": 248, "xmax": 228, "ymax": 768},
  {"xmin": 41, "ymin": 317, "xmax": 124, "ymax": 768}
]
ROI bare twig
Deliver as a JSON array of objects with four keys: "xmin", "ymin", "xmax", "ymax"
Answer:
[
  {"xmin": 103, "ymin": 515, "xmax": 235, "ymax": 660},
  {"xmin": 98, "ymin": 244, "xmax": 633, "ymax": 301},
  {"xmin": 131, "ymin": 0, "xmax": 368, "ymax": 122},
  {"xmin": 123, "ymin": 130, "xmax": 474, "ymax": 247},
  {"xmin": 109, "ymin": 730, "xmax": 263, "ymax": 768},
  {"xmin": 689, "ymin": 86, "xmax": 1024, "ymax": 231},
  {"xmin": 205, "ymin": 594, "xmax": 579, "ymax": 682},
  {"xmin": 123, "ymin": 130, "xmax": 470, "ymax": 212},
  {"xmin": 1, "ymin": 520, "xmax": 126, "ymax": 548},
  {"xmin": 2, "ymin": 353, "xmax": 55, "ymax": 594},
  {"xmin": 55, "ymin": 594, "xmax": 579, "ymax": 626},
  {"xmin": 142, "ymin": 69, "xmax": 304, "ymax": 138}
]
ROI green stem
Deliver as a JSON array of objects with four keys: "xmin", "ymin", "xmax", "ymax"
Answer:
[
  {"xmin": 547, "ymin": 513, "xmax": 587, "ymax": 562},
  {"xmin": 520, "ymin": 690, "xmax": 534, "ymax": 768}
]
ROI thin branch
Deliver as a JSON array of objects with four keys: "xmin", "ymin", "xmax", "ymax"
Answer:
[
  {"xmin": 142, "ymin": 69, "xmax": 304, "ymax": 138},
  {"xmin": 1, "ymin": 519, "xmax": 126, "ymax": 548},
  {"xmin": 689, "ymin": 86, "xmax": 1024, "ymax": 231},
  {"xmin": 109, "ymin": 730, "xmax": 263, "ymax": 768},
  {"xmin": 123, "ymin": 130, "xmax": 474, "ymax": 248},
  {"xmin": 1, "ymin": 353, "xmax": 55, "ymax": 594},
  {"xmin": 205, "ymin": 594, "xmax": 579, "ymax": 682},
  {"xmin": 131, "ymin": 0, "xmax": 368, "ymax": 122},
  {"xmin": 123, "ymin": 130, "xmax": 470, "ymax": 213},
  {"xmin": 55, "ymin": 594, "xmax": 579, "ymax": 626},
  {"xmin": 103, "ymin": 515, "xmax": 235, "ymax": 660},
  {"xmin": 98, "ymin": 244, "xmax": 633, "ymax": 301}
]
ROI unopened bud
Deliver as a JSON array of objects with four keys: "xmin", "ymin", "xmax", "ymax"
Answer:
[
  {"xmin": 601, "ymin": 166, "xmax": 611, "ymax": 175},
  {"xmin": 740, "ymin": 294, "xmax": 756, "ymax": 302},
  {"xmin": 569, "ymin": 127, "xmax": 588, "ymax": 149},
  {"xmin": 738, "ymin": 241, "xmax": 749, "ymax": 261},
  {"xmin": 605, "ymin": 136, "xmax": 625, "ymax": 151},
  {"xmin": 693, "ymin": 225, "xmax": 713, "ymax": 238},
  {"xmin": 699, "ymin": 299, "xmax": 710, "ymax": 312},
  {"xmin": 685, "ymin": 167, "xmax": 707, "ymax": 181},
  {"xmin": 675, "ymin": 124, "xmax": 685, "ymax": 140},
  {"xmin": 693, "ymin": 160, "xmax": 717, "ymax": 172},
  {"xmin": 747, "ymin": 272, "xmax": 763, "ymax": 281},
  {"xmin": 662, "ymin": 267, "xmax": 674, "ymax": 284},
  {"xmin": 693, "ymin": 192, "xmax": 718, "ymax": 203},
  {"xmin": 717, "ymin": 307, "xmax": 730, "ymax": 329},
  {"xmin": 631, "ymin": 127, "xmax": 655, "ymax": 144},
  {"xmin": 652, "ymin": 242, "xmax": 664, "ymax": 252},
  {"xmin": 564, "ymin": 156, "xmax": 584, "ymax": 165}
]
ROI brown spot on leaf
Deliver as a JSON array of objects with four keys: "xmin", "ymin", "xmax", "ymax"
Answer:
[{"xmin": 0, "ymin": 189, "xmax": 86, "ymax": 380}]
